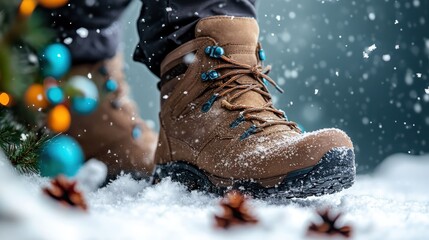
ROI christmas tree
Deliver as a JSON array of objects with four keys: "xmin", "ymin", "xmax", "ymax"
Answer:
[
  {"xmin": 0, "ymin": 0, "xmax": 54, "ymax": 173},
  {"xmin": 0, "ymin": 0, "xmax": 83, "ymax": 175}
]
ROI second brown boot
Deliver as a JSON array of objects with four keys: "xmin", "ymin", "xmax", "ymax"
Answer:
[
  {"xmin": 64, "ymin": 54, "xmax": 157, "ymax": 179},
  {"xmin": 153, "ymin": 16, "xmax": 355, "ymax": 198}
]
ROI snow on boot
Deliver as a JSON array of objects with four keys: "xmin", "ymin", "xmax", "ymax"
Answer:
[
  {"xmin": 65, "ymin": 54, "xmax": 157, "ymax": 179},
  {"xmin": 153, "ymin": 16, "xmax": 355, "ymax": 198}
]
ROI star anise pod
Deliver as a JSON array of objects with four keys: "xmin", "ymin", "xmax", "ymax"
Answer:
[
  {"xmin": 307, "ymin": 208, "xmax": 352, "ymax": 238},
  {"xmin": 42, "ymin": 175, "xmax": 88, "ymax": 211},
  {"xmin": 214, "ymin": 190, "xmax": 258, "ymax": 229}
]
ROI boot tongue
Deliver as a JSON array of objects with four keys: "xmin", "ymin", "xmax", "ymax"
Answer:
[{"xmin": 196, "ymin": 17, "xmax": 281, "ymax": 122}]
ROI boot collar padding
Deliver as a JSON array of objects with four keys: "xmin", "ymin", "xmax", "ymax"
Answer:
[
  {"xmin": 160, "ymin": 16, "xmax": 259, "ymax": 77},
  {"xmin": 195, "ymin": 16, "xmax": 259, "ymax": 46}
]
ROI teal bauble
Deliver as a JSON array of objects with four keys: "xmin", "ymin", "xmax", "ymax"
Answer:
[
  {"xmin": 104, "ymin": 79, "xmax": 118, "ymax": 92},
  {"xmin": 40, "ymin": 43, "xmax": 71, "ymax": 79},
  {"xmin": 46, "ymin": 86, "xmax": 64, "ymax": 105},
  {"xmin": 65, "ymin": 76, "xmax": 99, "ymax": 115},
  {"xmin": 72, "ymin": 97, "xmax": 98, "ymax": 114},
  {"xmin": 39, "ymin": 135, "xmax": 84, "ymax": 177}
]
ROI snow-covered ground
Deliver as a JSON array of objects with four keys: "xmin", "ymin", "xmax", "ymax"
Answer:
[{"xmin": 1, "ymin": 153, "xmax": 428, "ymax": 240}]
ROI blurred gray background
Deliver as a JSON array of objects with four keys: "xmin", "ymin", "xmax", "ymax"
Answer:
[{"xmin": 119, "ymin": 0, "xmax": 429, "ymax": 173}]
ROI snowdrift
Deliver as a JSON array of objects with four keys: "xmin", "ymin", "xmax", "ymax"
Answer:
[{"xmin": 0, "ymin": 152, "xmax": 428, "ymax": 240}]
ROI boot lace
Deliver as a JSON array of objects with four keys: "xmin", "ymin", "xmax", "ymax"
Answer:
[{"xmin": 200, "ymin": 46, "xmax": 300, "ymax": 140}]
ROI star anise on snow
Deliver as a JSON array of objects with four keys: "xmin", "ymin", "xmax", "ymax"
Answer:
[
  {"xmin": 214, "ymin": 190, "xmax": 258, "ymax": 229},
  {"xmin": 307, "ymin": 208, "xmax": 352, "ymax": 238},
  {"xmin": 42, "ymin": 175, "xmax": 88, "ymax": 211}
]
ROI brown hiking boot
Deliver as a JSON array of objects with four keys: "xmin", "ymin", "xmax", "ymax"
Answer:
[
  {"xmin": 65, "ymin": 54, "xmax": 157, "ymax": 179},
  {"xmin": 153, "ymin": 16, "xmax": 355, "ymax": 198}
]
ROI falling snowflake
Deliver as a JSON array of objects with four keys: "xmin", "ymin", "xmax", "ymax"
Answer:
[
  {"xmin": 63, "ymin": 37, "xmax": 73, "ymax": 45},
  {"xmin": 76, "ymin": 27, "xmax": 89, "ymax": 38},
  {"xmin": 363, "ymin": 44, "xmax": 377, "ymax": 58},
  {"xmin": 382, "ymin": 54, "xmax": 391, "ymax": 62}
]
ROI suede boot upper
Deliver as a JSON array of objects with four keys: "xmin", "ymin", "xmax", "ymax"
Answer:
[{"xmin": 156, "ymin": 16, "xmax": 353, "ymax": 187}]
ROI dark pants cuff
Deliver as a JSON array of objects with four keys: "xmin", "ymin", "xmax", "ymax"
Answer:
[{"xmin": 133, "ymin": 0, "xmax": 257, "ymax": 77}]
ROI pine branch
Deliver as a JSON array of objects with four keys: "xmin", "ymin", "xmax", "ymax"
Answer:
[
  {"xmin": 0, "ymin": 107, "xmax": 50, "ymax": 174},
  {"xmin": 0, "ymin": 108, "xmax": 24, "ymax": 148},
  {"xmin": 6, "ymin": 132, "xmax": 49, "ymax": 174}
]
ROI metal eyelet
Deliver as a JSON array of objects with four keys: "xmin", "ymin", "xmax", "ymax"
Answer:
[
  {"xmin": 258, "ymin": 49, "xmax": 266, "ymax": 61},
  {"xmin": 205, "ymin": 46, "xmax": 225, "ymax": 58},
  {"xmin": 240, "ymin": 125, "xmax": 258, "ymax": 140},
  {"xmin": 201, "ymin": 70, "xmax": 220, "ymax": 82},
  {"xmin": 201, "ymin": 94, "xmax": 219, "ymax": 112},
  {"xmin": 230, "ymin": 114, "xmax": 245, "ymax": 128}
]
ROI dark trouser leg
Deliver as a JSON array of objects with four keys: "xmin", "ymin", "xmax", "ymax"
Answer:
[
  {"xmin": 38, "ymin": 0, "xmax": 131, "ymax": 64},
  {"xmin": 41, "ymin": 0, "xmax": 257, "ymax": 77},
  {"xmin": 133, "ymin": 0, "xmax": 257, "ymax": 77}
]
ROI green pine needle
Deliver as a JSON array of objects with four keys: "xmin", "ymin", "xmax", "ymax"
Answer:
[{"xmin": 0, "ymin": 107, "xmax": 50, "ymax": 174}]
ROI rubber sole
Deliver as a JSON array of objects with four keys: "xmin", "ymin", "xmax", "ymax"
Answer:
[{"xmin": 152, "ymin": 147, "xmax": 356, "ymax": 198}]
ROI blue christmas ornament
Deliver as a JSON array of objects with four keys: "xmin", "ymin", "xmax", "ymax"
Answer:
[
  {"xmin": 72, "ymin": 97, "xmax": 98, "ymax": 114},
  {"xmin": 46, "ymin": 86, "xmax": 64, "ymax": 105},
  {"xmin": 104, "ymin": 79, "xmax": 118, "ymax": 92},
  {"xmin": 65, "ymin": 76, "xmax": 99, "ymax": 115},
  {"xmin": 40, "ymin": 43, "xmax": 71, "ymax": 79},
  {"xmin": 39, "ymin": 135, "xmax": 84, "ymax": 177}
]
